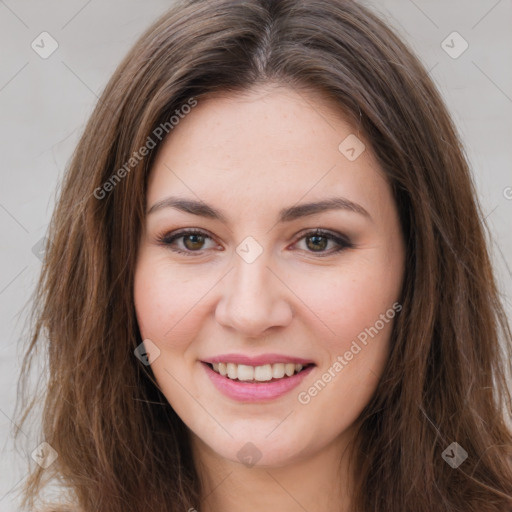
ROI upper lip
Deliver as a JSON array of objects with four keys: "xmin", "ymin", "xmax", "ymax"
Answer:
[{"xmin": 202, "ymin": 353, "xmax": 315, "ymax": 366}]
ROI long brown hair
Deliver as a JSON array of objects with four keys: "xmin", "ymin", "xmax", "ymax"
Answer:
[{"xmin": 14, "ymin": 0, "xmax": 512, "ymax": 510}]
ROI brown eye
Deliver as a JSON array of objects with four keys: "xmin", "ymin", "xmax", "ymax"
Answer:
[
  {"xmin": 156, "ymin": 229, "xmax": 217, "ymax": 255},
  {"xmin": 294, "ymin": 229, "xmax": 353, "ymax": 256},
  {"xmin": 182, "ymin": 233, "xmax": 207, "ymax": 251},
  {"xmin": 305, "ymin": 234, "xmax": 329, "ymax": 252}
]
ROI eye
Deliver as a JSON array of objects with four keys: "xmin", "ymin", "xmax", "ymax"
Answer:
[
  {"xmin": 292, "ymin": 229, "xmax": 353, "ymax": 256},
  {"xmin": 155, "ymin": 229, "xmax": 218, "ymax": 255},
  {"xmin": 155, "ymin": 228, "xmax": 352, "ymax": 256}
]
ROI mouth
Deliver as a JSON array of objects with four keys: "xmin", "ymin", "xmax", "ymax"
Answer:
[
  {"xmin": 200, "ymin": 357, "xmax": 316, "ymax": 402},
  {"xmin": 204, "ymin": 361, "xmax": 315, "ymax": 383}
]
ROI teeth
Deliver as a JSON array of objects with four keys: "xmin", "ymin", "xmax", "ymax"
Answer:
[
  {"xmin": 237, "ymin": 364, "xmax": 254, "ymax": 381},
  {"xmin": 254, "ymin": 364, "xmax": 272, "ymax": 381},
  {"xmin": 227, "ymin": 363, "xmax": 237, "ymax": 379},
  {"xmin": 210, "ymin": 362, "xmax": 306, "ymax": 381},
  {"xmin": 285, "ymin": 363, "xmax": 295, "ymax": 377},
  {"xmin": 272, "ymin": 363, "xmax": 285, "ymax": 379}
]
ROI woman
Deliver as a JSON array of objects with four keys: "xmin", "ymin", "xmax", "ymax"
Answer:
[{"xmin": 14, "ymin": 0, "xmax": 512, "ymax": 511}]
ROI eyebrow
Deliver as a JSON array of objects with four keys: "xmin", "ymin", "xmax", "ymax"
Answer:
[{"xmin": 146, "ymin": 196, "xmax": 371, "ymax": 222}]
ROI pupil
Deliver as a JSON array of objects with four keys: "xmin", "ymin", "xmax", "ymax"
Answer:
[
  {"xmin": 307, "ymin": 235, "xmax": 327, "ymax": 251},
  {"xmin": 184, "ymin": 234, "xmax": 204, "ymax": 250}
]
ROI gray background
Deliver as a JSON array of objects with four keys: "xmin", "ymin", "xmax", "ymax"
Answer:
[{"xmin": 1, "ymin": 0, "xmax": 511, "ymax": 510}]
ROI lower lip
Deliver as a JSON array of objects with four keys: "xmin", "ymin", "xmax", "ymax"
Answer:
[{"xmin": 202, "ymin": 362, "xmax": 314, "ymax": 402}]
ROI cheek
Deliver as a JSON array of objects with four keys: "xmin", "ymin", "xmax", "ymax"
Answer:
[
  {"xmin": 133, "ymin": 257, "xmax": 205, "ymax": 348},
  {"xmin": 294, "ymin": 270, "xmax": 399, "ymax": 431},
  {"xmin": 292, "ymin": 258, "xmax": 401, "ymax": 353}
]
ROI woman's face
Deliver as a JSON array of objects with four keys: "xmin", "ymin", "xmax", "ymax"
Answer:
[{"xmin": 134, "ymin": 84, "xmax": 405, "ymax": 467}]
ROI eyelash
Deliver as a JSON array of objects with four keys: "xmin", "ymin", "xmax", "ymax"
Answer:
[{"xmin": 155, "ymin": 228, "xmax": 353, "ymax": 257}]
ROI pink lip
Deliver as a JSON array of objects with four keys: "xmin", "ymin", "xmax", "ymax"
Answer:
[
  {"xmin": 202, "ymin": 362, "xmax": 315, "ymax": 402},
  {"xmin": 203, "ymin": 353, "xmax": 314, "ymax": 366}
]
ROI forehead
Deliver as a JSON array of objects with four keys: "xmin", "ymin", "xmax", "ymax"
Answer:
[
  {"xmin": 146, "ymin": 85, "xmax": 392, "ymax": 221},
  {"xmin": 156, "ymin": 84, "xmax": 354, "ymax": 162}
]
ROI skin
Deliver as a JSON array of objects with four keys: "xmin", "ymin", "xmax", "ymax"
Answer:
[{"xmin": 134, "ymin": 83, "xmax": 406, "ymax": 512}]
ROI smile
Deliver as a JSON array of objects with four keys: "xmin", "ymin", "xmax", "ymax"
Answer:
[
  {"xmin": 201, "ymin": 359, "xmax": 315, "ymax": 402},
  {"xmin": 209, "ymin": 362, "xmax": 308, "ymax": 382}
]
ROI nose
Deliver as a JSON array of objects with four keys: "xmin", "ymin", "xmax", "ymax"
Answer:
[{"xmin": 215, "ymin": 252, "xmax": 293, "ymax": 338}]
